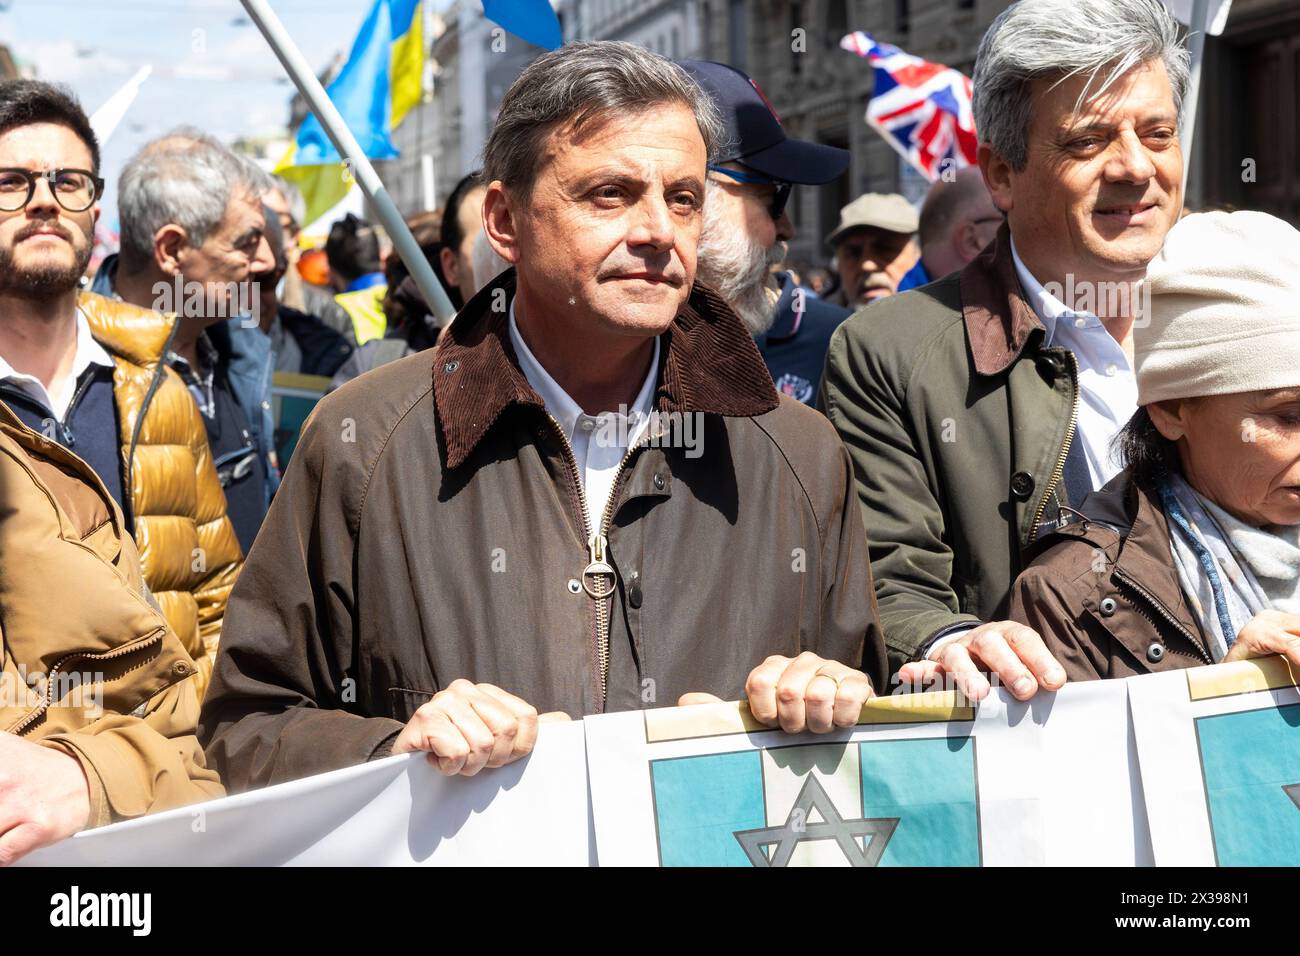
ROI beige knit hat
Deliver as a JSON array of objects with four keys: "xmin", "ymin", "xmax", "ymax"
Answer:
[{"xmin": 1137, "ymin": 210, "xmax": 1300, "ymax": 406}]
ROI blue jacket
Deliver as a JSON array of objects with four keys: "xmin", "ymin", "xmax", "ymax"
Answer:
[
  {"xmin": 755, "ymin": 272, "xmax": 852, "ymax": 405},
  {"xmin": 210, "ymin": 318, "xmax": 280, "ymax": 504},
  {"xmin": 896, "ymin": 258, "xmax": 931, "ymax": 293}
]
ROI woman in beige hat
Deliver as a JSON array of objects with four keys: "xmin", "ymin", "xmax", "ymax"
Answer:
[{"xmin": 1006, "ymin": 210, "xmax": 1300, "ymax": 680}]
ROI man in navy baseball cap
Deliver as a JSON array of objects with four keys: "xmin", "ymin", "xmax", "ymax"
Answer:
[
  {"xmin": 679, "ymin": 59, "xmax": 850, "ymax": 186},
  {"xmin": 682, "ymin": 59, "xmax": 852, "ymax": 406}
]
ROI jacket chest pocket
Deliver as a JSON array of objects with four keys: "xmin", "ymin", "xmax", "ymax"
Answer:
[{"xmin": 388, "ymin": 686, "xmax": 437, "ymax": 723}]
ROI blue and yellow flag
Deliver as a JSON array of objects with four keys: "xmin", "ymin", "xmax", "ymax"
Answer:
[{"xmin": 277, "ymin": 0, "xmax": 425, "ymax": 226}]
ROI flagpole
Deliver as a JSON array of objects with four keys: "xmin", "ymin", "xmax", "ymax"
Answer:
[{"xmin": 239, "ymin": 0, "xmax": 457, "ymax": 326}]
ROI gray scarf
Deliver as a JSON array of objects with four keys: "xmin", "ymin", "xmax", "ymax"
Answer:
[{"xmin": 1159, "ymin": 474, "xmax": 1300, "ymax": 661}]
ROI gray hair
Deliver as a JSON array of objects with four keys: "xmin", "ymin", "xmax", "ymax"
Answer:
[
  {"xmin": 270, "ymin": 174, "xmax": 306, "ymax": 227},
  {"xmin": 973, "ymin": 0, "xmax": 1190, "ymax": 171},
  {"xmin": 482, "ymin": 40, "xmax": 726, "ymax": 200},
  {"xmin": 118, "ymin": 127, "xmax": 269, "ymax": 270}
]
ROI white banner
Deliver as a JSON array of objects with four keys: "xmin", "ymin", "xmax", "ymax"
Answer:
[
  {"xmin": 19, "ymin": 661, "xmax": 1300, "ymax": 867},
  {"xmin": 22, "ymin": 722, "xmax": 593, "ymax": 867}
]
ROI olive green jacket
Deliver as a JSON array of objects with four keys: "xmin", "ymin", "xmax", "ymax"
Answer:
[{"xmin": 819, "ymin": 225, "xmax": 1088, "ymax": 675}]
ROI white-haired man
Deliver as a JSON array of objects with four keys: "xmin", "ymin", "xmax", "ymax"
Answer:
[
  {"xmin": 821, "ymin": 0, "xmax": 1188, "ymax": 695},
  {"xmin": 684, "ymin": 59, "xmax": 854, "ymax": 405},
  {"xmin": 96, "ymin": 130, "xmax": 278, "ymax": 555}
]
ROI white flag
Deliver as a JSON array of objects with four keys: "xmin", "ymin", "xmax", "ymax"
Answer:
[{"xmin": 89, "ymin": 65, "xmax": 152, "ymax": 147}]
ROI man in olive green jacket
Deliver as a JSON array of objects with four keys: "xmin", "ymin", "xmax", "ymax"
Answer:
[{"xmin": 820, "ymin": 0, "xmax": 1188, "ymax": 696}]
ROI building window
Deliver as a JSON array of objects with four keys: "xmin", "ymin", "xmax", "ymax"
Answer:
[
  {"xmin": 825, "ymin": 0, "xmax": 847, "ymax": 49},
  {"xmin": 671, "ymin": 26, "xmax": 680, "ymax": 59},
  {"xmin": 896, "ymin": 0, "xmax": 911, "ymax": 34},
  {"xmin": 728, "ymin": 0, "xmax": 748, "ymax": 72},
  {"xmin": 791, "ymin": 1, "xmax": 803, "ymax": 74}
]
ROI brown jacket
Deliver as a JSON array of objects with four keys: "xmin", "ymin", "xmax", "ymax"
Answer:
[
  {"xmin": 81, "ymin": 292, "xmax": 244, "ymax": 700},
  {"xmin": 1007, "ymin": 473, "xmax": 1214, "ymax": 679},
  {"xmin": 0, "ymin": 401, "xmax": 223, "ymax": 827},
  {"xmin": 200, "ymin": 271, "xmax": 886, "ymax": 792}
]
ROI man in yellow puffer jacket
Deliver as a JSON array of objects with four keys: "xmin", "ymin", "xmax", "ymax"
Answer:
[{"xmin": 80, "ymin": 292, "xmax": 245, "ymax": 699}]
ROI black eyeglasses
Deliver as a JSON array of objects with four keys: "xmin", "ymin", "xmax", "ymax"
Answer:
[
  {"xmin": 0, "ymin": 167, "xmax": 104, "ymax": 213},
  {"xmin": 707, "ymin": 164, "xmax": 793, "ymax": 222}
]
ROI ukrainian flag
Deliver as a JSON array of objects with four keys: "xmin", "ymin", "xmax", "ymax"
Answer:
[{"xmin": 276, "ymin": 0, "xmax": 425, "ymax": 226}]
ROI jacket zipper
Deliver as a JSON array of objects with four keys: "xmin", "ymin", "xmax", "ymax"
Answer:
[
  {"xmin": 6, "ymin": 629, "xmax": 165, "ymax": 736},
  {"xmin": 58, "ymin": 370, "xmax": 98, "ymax": 444},
  {"xmin": 1028, "ymin": 350, "xmax": 1080, "ymax": 541},
  {"xmin": 543, "ymin": 415, "xmax": 651, "ymax": 709},
  {"xmin": 1113, "ymin": 569, "xmax": 1212, "ymax": 664}
]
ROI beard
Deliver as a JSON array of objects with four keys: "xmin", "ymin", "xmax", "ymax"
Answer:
[
  {"xmin": 696, "ymin": 197, "xmax": 786, "ymax": 337},
  {"xmin": 0, "ymin": 223, "xmax": 94, "ymax": 298}
]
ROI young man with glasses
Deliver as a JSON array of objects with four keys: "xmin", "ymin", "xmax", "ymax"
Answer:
[
  {"xmin": 0, "ymin": 80, "xmax": 244, "ymax": 700},
  {"xmin": 682, "ymin": 60, "xmax": 853, "ymax": 405}
]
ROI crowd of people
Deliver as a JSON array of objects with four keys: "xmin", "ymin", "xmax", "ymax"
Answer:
[{"xmin": 0, "ymin": 0, "xmax": 1297, "ymax": 865}]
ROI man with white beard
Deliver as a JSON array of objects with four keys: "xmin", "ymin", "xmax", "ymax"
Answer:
[{"xmin": 682, "ymin": 60, "xmax": 852, "ymax": 405}]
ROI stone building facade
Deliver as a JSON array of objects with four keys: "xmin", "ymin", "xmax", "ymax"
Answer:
[
  {"xmin": 1196, "ymin": 0, "xmax": 1300, "ymax": 226},
  {"xmin": 375, "ymin": 0, "xmax": 1300, "ymax": 241},
  {"xmin": 695, "ymin": 0, "xmax": 1015, "ymax": 270},
  {"xmin": 561, "ymin": 0, "xmax": 707, "ymax": 58}
]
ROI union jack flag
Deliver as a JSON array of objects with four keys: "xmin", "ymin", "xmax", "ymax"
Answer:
[{"xmin": 840, "ymin": 31, "xmax": 978, "ymax": 182}]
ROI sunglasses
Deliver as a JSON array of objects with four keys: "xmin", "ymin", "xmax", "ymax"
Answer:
[{"xmin": 707, "ymin": 164, "xmax": 792, "ymax": 222}]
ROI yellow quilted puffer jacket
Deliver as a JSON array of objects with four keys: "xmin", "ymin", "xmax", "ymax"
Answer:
[{"xmin": 80, "ymin": 292, "xmax": 243, "ymax": 700}]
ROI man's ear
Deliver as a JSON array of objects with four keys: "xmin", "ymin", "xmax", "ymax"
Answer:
[
  {"xmin": 977, "ymin": 144, "xmax": 1014, "ymax": 215},
  {"xmin": 954, "ymin": 220, "xmax": 983, "ymax": 261},
  {"xmin": 440, "ymin": 245, "xmax": 460, "ymax": 287},
  {"xmin": 1147, "ymin": 399, "xmax": 1190, "ymax": 442},
  {"xmin": 153, "ymin": 224, "xmax": 188, "ymax": 278},
  {"xmin": 481, "ymin": 181, "xmax": 521, "ymax": 265}
]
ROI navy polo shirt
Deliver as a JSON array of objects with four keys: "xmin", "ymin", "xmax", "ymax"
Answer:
[
  {"xmin": 755, "ymin": 272, "xmax": 853, "ymax": 405},
  {"xmin": 1, "ymin": 364, "xmax": 128, "ymax": 524}
]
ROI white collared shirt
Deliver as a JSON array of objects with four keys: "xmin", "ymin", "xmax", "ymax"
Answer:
[
  {"xmin": 1010, "ymin": 237, "xmax": 1138, "ymax": 490},
  {"xmin": 0, "ymin": 309, "xmax": 115, "ymax": 421},
  {"xmin": 508, "ymin": 299, "xmax": 660, "ymax": 524}
]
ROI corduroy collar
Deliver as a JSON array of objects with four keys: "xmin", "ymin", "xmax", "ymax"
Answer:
[
  {"xmin": 958, "ymin": 222, "xmax": 1048, "ymax": 377},
  {"xmin": 432, "ymin": 269, "xmax": 778, "ymax": 469}
]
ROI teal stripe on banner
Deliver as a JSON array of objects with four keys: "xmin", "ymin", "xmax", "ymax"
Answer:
[
  {"xmin": 859, "ymin": 737, "xmax": 980, "ymax": 866},
  {"xmin": 652, "ymin": 751, "xmax": 764, "ymax": 867},
  {"xmin": 1197, "ymin": 703, "xmax": 1300, "ymax": 866}
]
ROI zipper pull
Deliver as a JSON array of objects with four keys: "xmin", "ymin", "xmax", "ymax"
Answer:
[{"xmin": 582, "ymin": 532, "xmax": 616, "ymax": 599}]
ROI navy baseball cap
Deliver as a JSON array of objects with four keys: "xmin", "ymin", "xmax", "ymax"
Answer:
[{"xmin": 679, "ymin": 59, "xmax": 850, "ymax": 186}]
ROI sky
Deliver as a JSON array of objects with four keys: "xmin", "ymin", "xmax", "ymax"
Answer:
[{"xmin": 0, "ymin": 0, "xmax": 455, "ymax": 229}]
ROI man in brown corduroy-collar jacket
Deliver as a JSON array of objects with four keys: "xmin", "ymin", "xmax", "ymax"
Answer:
[{"xmin": 201, "ymin": 41, "xmax": 886, "ymax": 792}]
